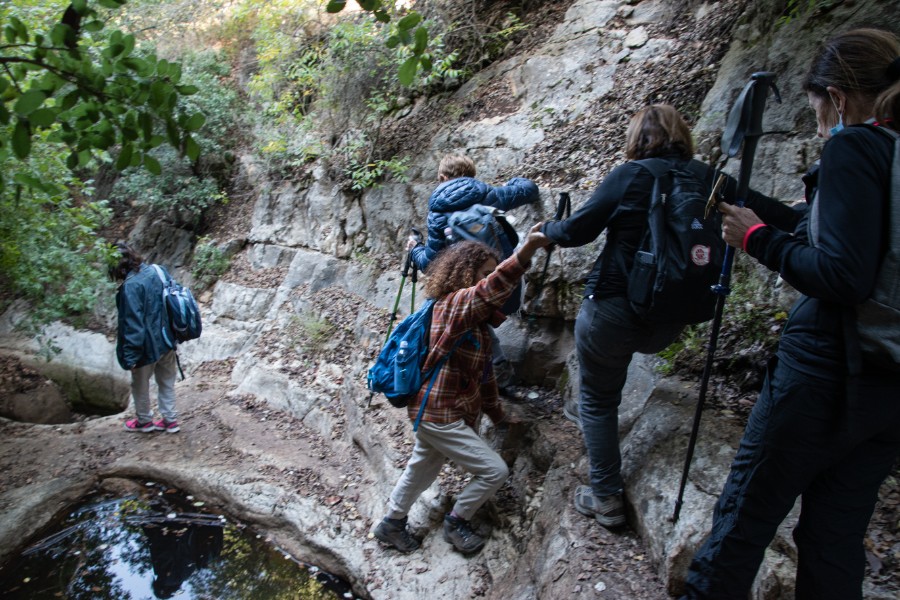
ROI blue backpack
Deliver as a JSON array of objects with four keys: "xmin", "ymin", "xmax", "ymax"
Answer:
[
  {"xmin": 367, "ymin": 299, "xmax": 472, "ymax": 431},
  {"xmin": 447, "ymin": 204, "xmax": 518, "ymax": 259},
  {"xmin": 153, "ymin": 265, "xmax": 202, "ymax": 345},
  {"xmin": 446, "ymin": 204, "xmax": 523, "ymax": 315}
]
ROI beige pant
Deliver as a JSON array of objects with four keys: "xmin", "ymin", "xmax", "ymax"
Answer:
[{"xmin": 387, "ymin": 419, "xmax": 508, "ymax": 521}]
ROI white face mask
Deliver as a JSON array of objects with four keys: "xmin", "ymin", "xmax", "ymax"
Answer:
[{"xmin": 829, "ymin": 94, "xmax": 844, "ymax": 136}]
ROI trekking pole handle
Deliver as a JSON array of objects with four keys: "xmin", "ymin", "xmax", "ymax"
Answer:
[{"xmin": 554, "ymin": 192, "xmax": 571, "ymax": 221}]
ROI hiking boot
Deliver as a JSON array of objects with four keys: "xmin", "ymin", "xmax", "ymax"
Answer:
[
  {"xmin": 373, "ymin": 517, "xmax": 420, "ymax": 553},
  {"xmin": 443, "ymin": 514, "xmax": 485, "ymax": 554},
  {"xmin": 563, "ymin": 397, "xmax": 582, "ymax": 432},
  {"xmin": 124, "ymin": 419, "xmax": 154, "ymax": 433},
  {"xmin": 574, "ymin": 485, "xmax": 626, "ymax": 528},
  {"xmin": 153, "ymin": 419, "xmax": 180, "ymax": 433}
]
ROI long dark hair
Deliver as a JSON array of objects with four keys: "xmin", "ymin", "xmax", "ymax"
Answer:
[
  {"xmin": 803, "ymin": 28, "xmax": 900, "ymax": 131},
  {"xmin": 108, "ymin": 242, "xmax": 143, "ymax": 281},
  {"xmin": 424, "ymin": 241, "xmax": 500, "ymax": 299}
]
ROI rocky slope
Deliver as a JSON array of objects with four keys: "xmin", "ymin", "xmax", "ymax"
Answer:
[{"xmin": 1, "ymin": 0, "xmax": 898, "ymax": 598}]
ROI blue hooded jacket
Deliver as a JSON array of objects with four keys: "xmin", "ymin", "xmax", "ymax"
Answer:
[
  {"xmin": 115, "ymin": 264, "xmax": 175, "ymax": 370},
  {"xmin": 410, "ymin": 176, "xmax": 539, "ymax": 272}
]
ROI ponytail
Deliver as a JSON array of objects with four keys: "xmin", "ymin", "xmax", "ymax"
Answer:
[{"xmin": 874, "ymin": 58, "xmax": 900, "ymax": 131}]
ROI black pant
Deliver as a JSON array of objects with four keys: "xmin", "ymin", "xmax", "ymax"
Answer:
[{"xmin": 683, "ymin": 356, "xmax": 900, "ymax": 600}]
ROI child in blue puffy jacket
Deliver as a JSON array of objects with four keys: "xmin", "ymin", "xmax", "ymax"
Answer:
[
  {"xmin": 408, "ymin": 155, "xmax": 539, "ymax": 274},
  {"xmin": 407, "ymin": 155, "xmax": 539, "ymax": 387}
]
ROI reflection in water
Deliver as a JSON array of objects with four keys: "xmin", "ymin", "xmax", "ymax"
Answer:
[
  {"xmin": 143, "ymin": 521, "xmax": 223, "ymax": 598},
  {"xmin": 0, "ymin": 488, "xmax": 357, "ymax": 599}
]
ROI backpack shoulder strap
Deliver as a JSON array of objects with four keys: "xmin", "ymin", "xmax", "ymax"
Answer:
[
  {"xmin": 842, "ymin": 123, "xmax": 898, "ymax": 379},
  {"xmin": 413, "ymin": 330, "xmax": 475, "ymax": 431},
  {"xmin": 603, "ymin": 160, "xmax": 666, "ymax": 288},
  {"xmin": 151, "ymin": 264, "xmax": 168, "ymax": 285}
]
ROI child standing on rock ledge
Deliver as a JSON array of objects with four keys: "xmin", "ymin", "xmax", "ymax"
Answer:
[
  {"xmin": 109, "ymin": 243, "xmax": 180, "ymax": 434},
  {"xmin": 374, "ymin": 226, "xmax": 550, "ymax": 555}
]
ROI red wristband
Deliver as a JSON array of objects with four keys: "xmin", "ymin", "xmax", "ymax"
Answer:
[{"xmin": 743, "ymin": 223, "xmax": 767, "ymax": 252}]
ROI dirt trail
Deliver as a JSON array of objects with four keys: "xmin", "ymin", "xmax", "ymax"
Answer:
[{"xmin": 0, "ymin": 363, "xmax": 671, "ymax": 599}]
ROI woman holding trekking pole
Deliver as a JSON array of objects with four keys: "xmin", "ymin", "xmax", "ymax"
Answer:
[{"xmin": 683, "ymin": 28, "xmax": 900, "ymax": 600}]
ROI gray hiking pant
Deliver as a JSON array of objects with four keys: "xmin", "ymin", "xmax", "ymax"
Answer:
[
  {"xmin": 576, "ymin": 296, "xmax": 682, "ymax": 496},
  {"xmin": 131, "ymin": 350, "xmax": 177, "ymax": 423},
  {"xmin": 386, "ymin": 419, "xmax": 508, "ymax": 521}
]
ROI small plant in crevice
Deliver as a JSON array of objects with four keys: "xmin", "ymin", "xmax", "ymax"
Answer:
[
  {"xmin": 286, "ymin": 313, "xmax": 336, "ymax": 354},
  {"xmin": 192, "ymin": 237, "xmax": 231, "ymax": 290},
  {"xmin": 333, "ymin": 131, "xmax": 411, "ymax": 192},
  {"xmin": 777, "ymin": 0, "xmax": 841, "ymax": 26}
]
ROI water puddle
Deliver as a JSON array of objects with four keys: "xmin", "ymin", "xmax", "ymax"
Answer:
[{"xmin": 0, "ymin": 482, "xmax": 360, "ymax": 599}]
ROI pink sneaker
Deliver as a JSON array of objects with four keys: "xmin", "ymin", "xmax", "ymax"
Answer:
[
  {"xmin": 124, "ymin": 419, "xmax": 155, "ymax": 433},
  {"xmin": 153, "ymin": 419, "xmax": 180, "ymax": 433}
]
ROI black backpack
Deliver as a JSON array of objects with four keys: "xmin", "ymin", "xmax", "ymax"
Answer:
[
  {"xmin": 624, "ymin": 159, "xmax": 724, "ymax": 324},
  {"xmin": 152, "ymin": 265, "xmax": 202, "ymax": 345}
]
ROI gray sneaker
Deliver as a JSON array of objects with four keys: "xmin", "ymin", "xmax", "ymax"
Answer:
[
  {"xmin": 443, "ymin": 514, "xmax": 485, "ymax": 554},
  {"xmin": 373, "ymin": 517, "xmax": 420, "ymax": 553},
  {"xmin": 574, "ymin": 485, "xmax": 626, "ymax": 528}
]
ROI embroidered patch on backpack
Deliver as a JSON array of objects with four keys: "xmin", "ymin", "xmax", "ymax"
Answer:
[{"xmin": 691, "ymin": 245, "xmax": 712, "ymax": 266}]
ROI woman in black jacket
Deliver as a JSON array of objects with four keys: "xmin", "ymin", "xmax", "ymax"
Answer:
[
  {"xmin": 684, "ymin": 28, "xmax": 900, "ymax": 600},
  {"xmin": 541, "ymin": 104, "xmax": 722, "ymax": 528}
]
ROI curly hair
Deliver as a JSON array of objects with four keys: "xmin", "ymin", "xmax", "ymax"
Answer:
[
  {"xmin": 108, "ymin": 242, "xmax": 144, "ymax": 281},
  {"xmin": 424, "ymin": 241, "xmax": 500, "ymax": 299}
]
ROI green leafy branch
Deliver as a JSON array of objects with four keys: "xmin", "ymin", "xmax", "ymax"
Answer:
[
  {"xmin": 0, "ymin": 0, "xmax": 206, "ymax": 195},
  {"xmin": 325, "ymin": 0, "xmax": 430, "ymax": 86}
]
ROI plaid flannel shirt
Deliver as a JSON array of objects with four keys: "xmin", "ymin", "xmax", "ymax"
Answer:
[{"xmin": 407, "ymin": 253, "xmax": 528, "ymax": 427}]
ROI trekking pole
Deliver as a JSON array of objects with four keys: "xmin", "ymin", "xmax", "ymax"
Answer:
[
  {"xmin": 409, "ymin": 228, "xmax": 423, "ymax": 311},
  {"xmin": 672, "ymin": 72, "xmax": 781, "ymax": 523},
  {"xmin": 384, "ymin": 249, "xmax": 414, "ymax": 343},
  {"xmin": 531, "ymin": 192, "xmax": 571, "ymax": 307},
  {"xmin": 384, "ymin": 227, "xmax": 423, "ymax": 343}
]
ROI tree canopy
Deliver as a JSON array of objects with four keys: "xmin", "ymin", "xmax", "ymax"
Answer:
[
  {"xmin": 1, "ymin": 0, "xmax": 204, "ymax": 190},
  {"xmin": 0, "ymin": 0, "xmax": 204, "ymax": 323}
]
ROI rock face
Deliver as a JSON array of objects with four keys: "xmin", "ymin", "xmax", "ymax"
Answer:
[
  {"xmin": 1, "ymin": 1, "xmax": 897, "ymax": 599},
  {"xmin": 0, "ymin": 312, "xmax": 129, "ymax": 415}
]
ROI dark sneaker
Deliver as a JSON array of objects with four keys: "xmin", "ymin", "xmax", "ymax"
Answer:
[
  {"xmin": 373, "ymin": 517, "xmax": 420, "ymax": 553},
  {"xmin": 563, "ymin": 398, "xmax": 582, "ymax": 432},
  {"xmin": 443, "ymin": 514, "xmax": 485, "ymax": 554},
  {"xmin": 124, "ymin": 419, "xmax": 154, "ymax": 433},
  {"xmin": 153, "ymin": 419, "xmax": 180, "ymax": 433},
  {"xmin": 574, "ymin": 485, "xmax": 626, "ymax": 528}
]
